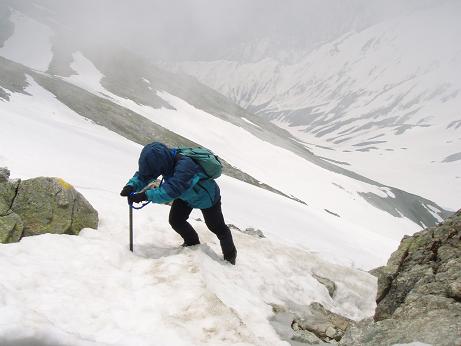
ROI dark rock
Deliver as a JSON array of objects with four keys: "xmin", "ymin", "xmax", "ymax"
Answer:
[
  {"xmin": 227, "ymin": 224, "xmax": 242, "ymax": 232},
  {"xmin": 368, "ymin": 266, "xmax": 384, "ymax": 278},
  {"xmin": 271, "ymin": 304, "xmax": 286, "ymax": 314},
  {"xmin": 270, "ymin": 303, "xmax": 333, "ymax": 345},
  {"xmin": 340, "ymin": 308, "xmax": 461, "ymax": 346},
  {"xmin": 313, "ymin": 274, "xmax": 337, "ymax": 298},
  {"xmin": 448, "ymin": 280, "xmax": 461, "ymax": 301},
  {"xmin": 227, "ymin": 224, "xmax": 265, "ymax": 238},
  {"xmin": 293, "ymin": 302, "xmax": 351, "ymax": 342},
  {"xmin": 0, "ymin": 169, "xmax": 22, "ymax": 242},
  {"xmin": 244, "ymin": 227, "xmax": 265, "ymax": 238},
  {"xmin": 340, "ymin": 209, "xmax": 461, "ymax": 346},
  {"xmin": 0, "ymin": 167, "xmax": 10, "ymax": 182},
  {"xmin": 0, "ymin": 177, "xmax": 19, "ymax": 216},
  {"xmin": 0, "ymin": 212, "xmax": 23, "ymax": 243},
  {"xmin": 292, "ymin": 329, "xmax": 323, "ymax": 344}
]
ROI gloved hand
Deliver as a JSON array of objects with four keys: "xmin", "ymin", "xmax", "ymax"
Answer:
[
  {"xmin": 128, "ymin": 192, "xmax": 147, "ymax": 204},
  {"xmin": 120, "ymin": 185, "xmax": 134, "ymax": 197}
]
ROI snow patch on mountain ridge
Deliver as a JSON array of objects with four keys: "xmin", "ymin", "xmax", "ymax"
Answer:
[{"xmin": 171, "ymin": 2, "xmax": 461, "ymax": 208}]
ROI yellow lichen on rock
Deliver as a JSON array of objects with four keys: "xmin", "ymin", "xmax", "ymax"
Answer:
[{"xmin": 57, "ymin": 178, "xmax": 73, "ymax": 190}]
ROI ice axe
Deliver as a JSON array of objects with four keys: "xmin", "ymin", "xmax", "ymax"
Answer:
[{"xmin": 128, "ymin": 193, "xmax": 151, "ymax": 252}]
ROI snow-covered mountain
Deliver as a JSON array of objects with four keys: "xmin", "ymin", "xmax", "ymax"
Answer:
[
  {"xmin": 0, "ymin": 2, "xmax": 458, "ymax": 345},
  {"xmin": 172, "ymin": 1, "xmax": 461, "ymax": 210},
  {"xmin": 0, "ymin": 3, "xmax": 450, "ymax": 238},
  {"xmin": 0, "ymin": 75, "xmax": 380, "ymax": 344},
  {"xmin": 0, "ymin": 4, "xmax": 450, "ymax": 239}
]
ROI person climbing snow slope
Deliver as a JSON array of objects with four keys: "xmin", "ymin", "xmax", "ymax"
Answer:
[{"xmin": 120, "ymin": 142, "xmax": 237, "ymax": 264}]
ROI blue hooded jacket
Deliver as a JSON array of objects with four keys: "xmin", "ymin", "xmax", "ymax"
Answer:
[{"xmin": 127, "ymin": 142, "xmax": 220, "ymax": 209}]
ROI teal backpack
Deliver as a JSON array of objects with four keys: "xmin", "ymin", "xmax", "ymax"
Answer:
[{"xmin": 176, "ymin": 147, "xmax": 223, "ymax": 179}]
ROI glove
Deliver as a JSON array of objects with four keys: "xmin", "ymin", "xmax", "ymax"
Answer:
[
  {"xmin": 120, "ymin": 185, "xmax": 134, "ymax": 197},
  {"xmin": 128, "ymin": 192, "xmax": 147, "ymax": 204}
]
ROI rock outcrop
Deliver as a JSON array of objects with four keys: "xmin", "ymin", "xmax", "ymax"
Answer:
[
  {"xmin": 293, "ymin": 302, "xmax": 351, "ymax": 344},
  {"xmin": 270, "ymin": 302, "xmax": 350, "ymax": 345},
  {"xmin": 312, "ymin": 274, "xmax": 337, "ymax": 299},
  {"xmin": 0, "ymin": 168, "xmax": 98, "ymax": 243},
  {"xmin": 0, "ymin": 168, "xmax": 23, "ymax": 243},
  {"xmin": 340, "ymin": 209, "xmax": 461, "ymax": 346},
  {"xmin": 228, "ymin": 224, "xmax": 266, "ymax": 238}
]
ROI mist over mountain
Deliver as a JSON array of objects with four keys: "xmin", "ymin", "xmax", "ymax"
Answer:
[{"xmin": 4, "ymin": 0, "xmax": 447, "ymax": 62}]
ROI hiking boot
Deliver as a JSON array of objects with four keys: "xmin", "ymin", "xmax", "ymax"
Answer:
[{"xmin": 224, "ymin": 248, "xmax": 237, "ymax": 265}]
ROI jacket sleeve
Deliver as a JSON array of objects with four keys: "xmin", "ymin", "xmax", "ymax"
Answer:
[
  {"xmin": 145, "ymin": 157, "xmax": 202, "ymax": 204},
  {"xmin": 126, "ymin": 172, "xmax": 148, "ymax": 192}
]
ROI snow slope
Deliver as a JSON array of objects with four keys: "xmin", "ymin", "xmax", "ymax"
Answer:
[
  {"xmin": 0, "ymin": 75, "xmax": 396, "ymax": 269},
  {"xmin": 0, "ymin": 9, "xmax": 53, "ymax": 71},
  {"xmin": 0, "ymin": 74, "xmax": 379, "ymax": 346},
  {"xmin": 173, "ymin": 2, "xmax": 461, "ymax": 209},
  {"xmin": 62, "ymin": 52, "xmax": 430, "ymax": 241},
  {"xmin": 0, "ymin": 7, "xmax": 448, "ymax": 237},
  {"xmin": 0, "ymin": 6, "xmax": 450, "ymax": 345}
]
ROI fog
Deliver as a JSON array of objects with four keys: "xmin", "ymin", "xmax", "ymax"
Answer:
[{"xmin": 6, "ymin": 0, "xmax": 448, "ymax": 62}]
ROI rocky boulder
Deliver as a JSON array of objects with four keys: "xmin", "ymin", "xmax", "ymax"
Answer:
[
  {"xmin": 270, "ymin": 302, "xmax": 350, "ymax": 345},
  {"xmin": 293, "ymin": 302, "xmax": 351, "ymax": 344},
  {"xmin": 340, "ymin": 209, "xmax": 461, "ymax": 346},
  {"xmin": 0, "ymin": 168, "xmax": 98, "ymax": 243},
  {"xmin": 0, "ymin": 168, "xmax": 23, "ymax": 243}
]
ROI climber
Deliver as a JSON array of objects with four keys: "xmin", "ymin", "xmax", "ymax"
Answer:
[{"xmin": 120, "ymin": 142, "xmax": 237, "ymax": 264}]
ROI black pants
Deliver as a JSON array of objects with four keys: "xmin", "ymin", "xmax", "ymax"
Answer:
[{"xmin": 169, "ymin": 198, "xmax": 236, "ymax": 256}]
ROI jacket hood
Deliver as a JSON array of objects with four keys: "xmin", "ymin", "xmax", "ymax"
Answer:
[{"xmin": 138, "ymin": 142, "xmax": 175, "ymax": 181}]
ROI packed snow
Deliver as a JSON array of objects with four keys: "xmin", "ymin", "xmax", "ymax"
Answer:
[
  {"xmin": 0, "ymin": 74, "xmax": 380, "ymax": 345},
  {"xmin": 0, "ymin": 10, "xmax": 53, "ymax": 71},
  {"xmin": 0, "ymin": 224, "xmax": 375, "ymax": 346}
]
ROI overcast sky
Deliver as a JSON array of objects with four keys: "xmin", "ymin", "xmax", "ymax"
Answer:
[{"xmin": 10, "ymin": 0, "xmax": 447, "ymax": 62}]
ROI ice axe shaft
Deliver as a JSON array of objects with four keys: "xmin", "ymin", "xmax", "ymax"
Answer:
[
  {"xmin": 128, "ymin": 192, "xmax": 150, "ymax": 253},
  {"xmin": 129, "ymin": 205, "xmax": 133, "ymax": 252}
]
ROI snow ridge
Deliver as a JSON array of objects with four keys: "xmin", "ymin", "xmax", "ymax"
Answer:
[{"xmin": 172, "ymin": 2, "xmax": 461, "ymax": 209}]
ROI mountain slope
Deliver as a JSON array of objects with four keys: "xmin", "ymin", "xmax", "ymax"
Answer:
[
  {"xmin": 0, "ymin": 4, "xmax": 457, "ymax": 345},
  {"xmin": 172, "ymin": 1, "xmax": 461, "ymax": 209},
  {"xmin": 0, "ymin": 100, "xmax": 378, "ymax": 344},
  {"xmin": 0, "ymin": 5, "xmax": 450, "ymax": 244},
  {"xmin": 0, "ymin": 68, "xmax": 379, "ymax": 345}
]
